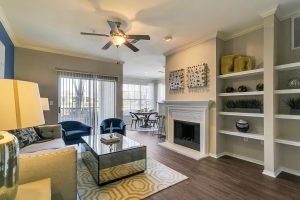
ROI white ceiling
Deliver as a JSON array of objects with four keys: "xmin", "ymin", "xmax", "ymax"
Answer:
[{"xmin": 1, "ymin": 0, "xmax": 299, "ymax": 79}]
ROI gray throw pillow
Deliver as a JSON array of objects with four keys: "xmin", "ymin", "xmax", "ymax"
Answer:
[
  {"xmin": 9, "ymin": 127, "xmax": 41, "ymax": 148},
  {"xmin": 35, "ymin": 126, "xmax": 58, "ymax": 139}
]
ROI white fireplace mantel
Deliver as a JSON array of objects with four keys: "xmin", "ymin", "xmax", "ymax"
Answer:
[{"xmin": 159, "ymin": 100, "xmax": 212, "ymax": 160}]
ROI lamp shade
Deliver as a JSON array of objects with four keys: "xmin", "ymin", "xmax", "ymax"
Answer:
[
  {"xmin": 41, "ymin": 97, "xmax": 50, "ymax": 111},
  {"xmin": 0, "ymin": 79, "xmax": 45, "ymax": 131}
]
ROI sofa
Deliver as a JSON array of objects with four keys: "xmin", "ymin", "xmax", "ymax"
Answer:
[
  {"xmin": 16, "ymin": 124, "xmax": 77, "ymax": 200},
  {"xmin": 100, "ymin": 118, "xmax": 126, "ymax": 135}
]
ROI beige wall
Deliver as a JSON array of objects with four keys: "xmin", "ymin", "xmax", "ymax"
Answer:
[
  {"xmin": 14, "ymin": 47, "xmax": 123, "ymax": 124},
  {"xmin": 278, "ymin": 18, "xmax": 300, "ymax": 65},
  {"xmin": 165, "ymin": 38, "xmax": 217, "ymax": 155},
  {"xmin": 223, "ymin": 28, "xmax": 264, "ymax": 68}
]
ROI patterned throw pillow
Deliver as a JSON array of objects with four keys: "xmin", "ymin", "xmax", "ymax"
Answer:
[{"xmin": 9, "ymin": 127, "xmax": 42, "ymax": 148}]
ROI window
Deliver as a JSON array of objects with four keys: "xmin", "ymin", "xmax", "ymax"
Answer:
[
  {"xmin": 58, "ymin": 70, "xmax": 117, "ymax": 132},
  {"xmin": 123, "ymin": 84, "xmax": 154, "ymax": 114}
]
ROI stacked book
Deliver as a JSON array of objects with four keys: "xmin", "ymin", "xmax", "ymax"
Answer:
[{"xmin": 100, "ymin": 134, "xmax": 120, "ymax": 144}]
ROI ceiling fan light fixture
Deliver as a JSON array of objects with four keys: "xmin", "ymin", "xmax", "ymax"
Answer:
[
  {"xmin": 111, "ymin": 35, "xmax": 126, "ymax": 47},
  {"xmin": 164, "ymin": 35, "xmax": 173, "ymax": 42}
]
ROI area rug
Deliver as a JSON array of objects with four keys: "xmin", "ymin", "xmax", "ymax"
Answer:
[{"xmin": 77, "ymin": 158, "xmax": 188, "ymax": 200}]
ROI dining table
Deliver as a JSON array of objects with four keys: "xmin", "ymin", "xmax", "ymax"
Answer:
[{"xmin": 132, "ymin": 111, "xmax": 157, "ymax": 128}]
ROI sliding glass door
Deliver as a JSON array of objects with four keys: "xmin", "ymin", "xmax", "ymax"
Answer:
[{"xmin": 58, "ymin": 71, "xmax": 116, "ymax": 133}]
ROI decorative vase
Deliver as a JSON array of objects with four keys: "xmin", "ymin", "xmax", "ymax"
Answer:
[
  {"xmin": 221, "ymin": 55, "xmax": 235, "ymax": 75},
  {"xmin": 288, "ymin": 78, "xmax": 300, "ymax": 89},
  {"xmin": 236, "ymin": 120, "xmax": 249, "ymax": 133},
  {"xmin": 0, "ymin": 131, "xmax": 19, "ymax": 200}
]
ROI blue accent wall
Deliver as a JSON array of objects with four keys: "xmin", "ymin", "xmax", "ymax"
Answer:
[{"xmin": 0, "ymin": 22, "xmax": 14, "ymax": 78}]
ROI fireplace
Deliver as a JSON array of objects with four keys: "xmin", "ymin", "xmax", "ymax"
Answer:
[
  {"xmin": 174, "ymin": 120, "xmax": 200, "ymax": 151},
  {"xmin": 158, "ymin": 101, "xmax": 211, "ymax": 160}
]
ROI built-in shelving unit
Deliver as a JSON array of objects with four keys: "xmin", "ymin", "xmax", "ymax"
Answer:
[
  {"xmin": 274, "ymin": 61, "xmax": 300, "ymax": 177},
  {"xmin": 217, "ymin": 68, "xmax": 264, "ymax": 79},
  {"xmin": 219, "ymin": 130, "xmax": 264, "ymax": 141},
  {"xmin": 215, "ymin": 15, "xmax": 300, "ymax": 178},
  {"xmin": 275, "ymin": 138, "xmax": 300, "ymax": 147},
  {"xmin": 275, "ymin": 114, "xmax": 300, "ymax": 120},
  {"xmin": 275, "ymin": 62, "xmax": 300, "ymax": 71},
  {"xmin": 217, "ymin": 59, "xmax": 265, "ymax": 167},
  {"xmin": 219, "ymin": 112, "xmax": 264, "ymax": 118},
  {"xmin": 219, "ymin": 91, "xmax": 264, "ymax": 97},
  {"xmin": 275, "ymin": 89, "xmax": 300, "ymax": 94}
]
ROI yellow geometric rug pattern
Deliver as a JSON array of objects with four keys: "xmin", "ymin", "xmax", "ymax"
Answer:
[{"xmin": 77, "ymin": 158, "xmax": 188, "ymax": 200}]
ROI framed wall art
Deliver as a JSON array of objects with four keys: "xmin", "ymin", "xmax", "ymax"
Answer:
[
  {"xmin": 169, "ymin": 69, "xmax": 184, "ymax": 90},
  {"xmin": 186, "ymin": 63, "xmax": 208, "ymax": 88}
]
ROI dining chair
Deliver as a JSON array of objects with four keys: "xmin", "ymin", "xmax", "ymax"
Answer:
[
  {"xmin": 148, "ymin": 112, "xmax": 159, "ymax": 128},
  {"xmin": 156, "ymin": 115, "xmax": 166, "ymax": 139},
  {"xmin": 129, "ymin": 112, "xmax": 143, "ymax": 128}
]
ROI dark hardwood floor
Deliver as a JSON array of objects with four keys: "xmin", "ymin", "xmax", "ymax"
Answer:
[{"xmin": 127, "ymin": 131, "xmax": 300, "ymax": 200}]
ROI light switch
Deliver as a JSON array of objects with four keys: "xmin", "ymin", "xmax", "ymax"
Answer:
[{"xmin": 49, "ymin": 100, "xmax": 54, "ymax": 106}]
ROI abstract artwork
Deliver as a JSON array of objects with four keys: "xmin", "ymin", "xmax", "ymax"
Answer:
[
  {"xmin": 169, "ymin": 69, "xmax": 184, "ymax": 90},
  {"xmin": 186, "ymin": 63, "xmax": 208, "ymax": 88},
  {"xmin": 0, "ymin": 41, "xmax": 5, "ymax": 78}
]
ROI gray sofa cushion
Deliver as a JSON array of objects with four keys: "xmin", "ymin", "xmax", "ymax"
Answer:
[{"xmin": 20, "ymin": 138, "xmax": 66, "ymax": 154}]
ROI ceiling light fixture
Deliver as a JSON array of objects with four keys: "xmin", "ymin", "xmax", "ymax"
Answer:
[
  {"xmin": 164, "ymin": 35, "xmax": 172, "ymax": 42},
  {"xmin": 111, "ymin": 34, "xmax": 126, "ymax": 47}
]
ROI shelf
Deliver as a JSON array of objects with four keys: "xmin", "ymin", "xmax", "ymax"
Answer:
[
  {"xmin": 219, "ymin": 91, "xmax": 264, "ymax": 97},
  {"xmin": 275, "ymin": 114, "xmax": 300, "ymax": 120},
  {"xmin": 275, "ymin": 62, "xmax": 300, "ymax": 71},
  {"xmin": 275, "ymin": 138, "xmax": 300, "ymax": 147},
  {"xmin": 218, "ymin": 68, "xmax": 264, "ymax": 79},
  {"xmin": 219, "ymin": 130, "xmax": 264, "ymax": 141},
  {"xmin": 274, "ymin": 89, "xmax": 300, "ymax": 94},
  {"xmin": 219, "ymin": 112, "xmax": 264, "ymax": 118}
]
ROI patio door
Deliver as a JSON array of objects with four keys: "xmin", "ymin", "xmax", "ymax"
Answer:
[{"xmin": 58, "ymin": 70, "xmax": 116, "ymax": 133}]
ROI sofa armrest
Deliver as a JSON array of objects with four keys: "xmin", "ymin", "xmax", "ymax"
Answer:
[
  {"xmin": 19, "ymin": 147, "xmax": 77, "ymax": 200},
  {"xmin": 35, "ymin": 124, "xmax": 62, "ymax": 139}
]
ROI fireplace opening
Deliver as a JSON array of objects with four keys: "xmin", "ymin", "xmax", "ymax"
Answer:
[{"xmin": 174, "ymin": 120, "xmax": 200, "ymax": 151}]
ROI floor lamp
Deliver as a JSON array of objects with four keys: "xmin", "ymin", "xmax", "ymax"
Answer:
[{"xmin": 0, "ymin": 79, "xmax": 45, "ymax": 200}]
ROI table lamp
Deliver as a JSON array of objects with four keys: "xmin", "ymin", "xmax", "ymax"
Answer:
[
  {"xmin": 0, "ymin": 79, "xmax": 45, "ymax": 200},
  {"xmin": 41, "ymin": 98, "xmax": 50, "ymax": 111}
]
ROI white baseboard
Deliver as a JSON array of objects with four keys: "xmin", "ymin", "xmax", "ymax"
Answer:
[
  {"xmin": 215, "ymin": 152, "xmax": 264, "ymax": 165},
  {"xmin": 262, "ymin": 170, "xmax": 278, "ymax": 178},
  {"xmin": 209, "ymin": 153, "xmax": 218, "ymax": 158},
  {"xmin": 279, "ymin": 167, "xmax": 300, "ymax": 177}
]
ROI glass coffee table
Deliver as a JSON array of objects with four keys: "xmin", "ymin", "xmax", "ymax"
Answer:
[{"xmin": 81, "ymin": 133, "xmax": 147, "ymax": 185}]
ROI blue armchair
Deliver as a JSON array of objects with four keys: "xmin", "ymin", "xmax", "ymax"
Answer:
[
  {"xmin": 58, "ymin": 121, "xmax": 92, "ymax": 145},
  {"xmin": 100, "ymin": 118, "xmax": 126, "ymax": 136}
]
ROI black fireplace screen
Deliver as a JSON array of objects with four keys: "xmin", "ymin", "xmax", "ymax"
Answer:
[{"xmin": 174, "ymin": 120, "xmax": 200, "ymax": 151}]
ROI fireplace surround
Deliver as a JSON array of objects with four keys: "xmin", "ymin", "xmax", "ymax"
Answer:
[{"xmin": 159, "ymin": 101, "xmax": 211, "ymax": 160}]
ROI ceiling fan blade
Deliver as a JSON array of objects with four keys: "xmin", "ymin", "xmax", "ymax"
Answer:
[
  {"xmin": 130, "ymin": 39, "xmax": 139, "ymax": 44},
  {"xmin": 81, "ymin": 32, "xmax": 109, "ymax": 37},
  {"xmin": 127, "ymin": 35, "xmax": 150, "ymax": 40},
  {"xmin": 107, "ymin": 21, "xmax": 118, "ymax": 32},
  {"xmin": 124, "ymin": 41, "xmax": 139, "ymax": 52},
  {"xmin": 102, "ymin": 41, "xmax": 113, "ymax": 50}
]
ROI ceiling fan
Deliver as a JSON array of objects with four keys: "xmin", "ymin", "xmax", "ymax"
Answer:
[{"xmin": 81, "ymin": 21, "xmax": 150, "ymax": 52}]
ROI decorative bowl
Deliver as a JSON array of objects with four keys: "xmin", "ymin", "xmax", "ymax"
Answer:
[
  {"xmin": 238, "ymin": 85, "xmax": 247, "ymax": 92},
  {"xmin": 256, "ymin": 83, "xmax": 264, "ymax": 91},
  {"xmin": 235, "ymin": 119, "xmax": 249, "ymax": 133}
]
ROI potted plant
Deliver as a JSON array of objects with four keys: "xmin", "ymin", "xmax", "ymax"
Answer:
[
  {"xmin": 225, "ymin": 99, "xmax": 262, "ymax": 113},
  {"xmin": 286, "ymin": 98, "xmax": 300, "ymax": 115}
]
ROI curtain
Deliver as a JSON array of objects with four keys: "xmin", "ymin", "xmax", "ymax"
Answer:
[{"xmin": 58, "ymin": 70, "xmax": 117, "ymax": 133}]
